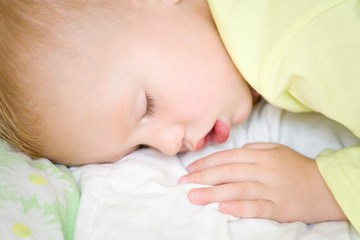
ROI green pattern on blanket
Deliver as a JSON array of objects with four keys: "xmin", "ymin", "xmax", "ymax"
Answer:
[{"xmin": 0, "ymin": 140, "xmax": 80, "ymax": 240}]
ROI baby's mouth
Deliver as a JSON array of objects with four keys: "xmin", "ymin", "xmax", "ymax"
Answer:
[{"xmin": 194, "ymin": 120, "xmax": 230, "ymax": 151}]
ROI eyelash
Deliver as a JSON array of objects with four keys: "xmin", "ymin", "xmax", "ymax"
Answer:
[{"xmin": 145, "ymin": 91, "xmax": 155, "ymax": 116}]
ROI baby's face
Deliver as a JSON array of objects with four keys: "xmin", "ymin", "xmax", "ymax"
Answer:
[{"xmin": 32, "ymin": 0, "xmax": 253, "ymax": 166}]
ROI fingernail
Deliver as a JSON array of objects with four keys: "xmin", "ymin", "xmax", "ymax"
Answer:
[
  {"xmin": 190, "ymin": 190, "xmax": 203, "ymax": 201},
  {"xmin": 220, "ymin": 202, "xmax": 232, "ymax": 212},
  {"xmin": 187, "ymin": 165, "xmax": 194, "ymax": 173},
  {"xmin": 179, "ymin": 175, "xmax": 190, "ymax": 184}
]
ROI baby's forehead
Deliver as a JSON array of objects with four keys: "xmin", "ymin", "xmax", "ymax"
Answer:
[{"xmin": 29, "ymin": 4, "xmax": 128, "ymax": 68}]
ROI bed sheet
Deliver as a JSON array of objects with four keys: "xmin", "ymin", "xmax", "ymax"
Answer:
[
  {"xmin": 72, "ymin": 101, "xmax": 360, "ymax": 240},
  {"xmin": 0, "ymin": 140, "xmax": 80, "ymax": 240}
]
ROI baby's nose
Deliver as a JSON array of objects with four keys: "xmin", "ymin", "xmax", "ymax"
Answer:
[{"xmin": 153, "ymin": 124, "xmax": 184, "ymax": 155}]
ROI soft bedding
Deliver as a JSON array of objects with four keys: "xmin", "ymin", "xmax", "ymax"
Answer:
[
  {"xmin": 0, "ymin": 141, "xmax": 80, "ymax": 240},
  {"xmin": 72, "ymin": 101, "xmax": 360, "ymax": 240}
]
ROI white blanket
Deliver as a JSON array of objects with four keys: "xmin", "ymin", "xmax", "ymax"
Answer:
[{"xmin": 72, "ymin": 101, "xmax": 360, "ymax": 240}]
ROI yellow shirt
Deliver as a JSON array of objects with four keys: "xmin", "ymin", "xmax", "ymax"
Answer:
[{"xmin": 208, "ymin": 0, "xmax": 360, "ymax": 232}]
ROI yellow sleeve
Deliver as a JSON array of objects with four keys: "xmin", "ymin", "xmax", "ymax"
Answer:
[
  {"xmin": 208, "ymin": 0, "xmax": 360, "ymax": 134},
  {"xmin": 316, "ymin": 146, "xmax": 360, "ymax": 232},
  {"xmin": 208, "ymin": 0, "xmax": 360, "ymax": 232}
]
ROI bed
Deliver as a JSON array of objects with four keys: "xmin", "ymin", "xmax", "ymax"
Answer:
[{"xmin": 1, "ymin": 100, "xmax": 360, "ymax": 240}]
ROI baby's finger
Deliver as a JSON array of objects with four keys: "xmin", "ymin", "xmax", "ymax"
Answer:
[
  {"xmin": 187, "ymin": 148, "xmax": 256, "ymax": 173},
  {"xmin": 188, "ymin": 182, "xmax": 266, "ymax": 205},
  {"xmin": 219, "ymin": 200, "xmax": 276, "ymax": 219},
  {"xmin": 242, "ymin": 142, "xmax": 279, "ymax": 150},
  {"xmin": 179, "ymin": 162, "xmax": 258, "ymax": 185}
]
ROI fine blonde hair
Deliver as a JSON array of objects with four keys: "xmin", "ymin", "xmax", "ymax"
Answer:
[
  {"xmin": 0, "ymin": 0, "xmax": 47, "ymax": 158},
  {"xmin": 0, "ymin": 0, "xmax": 116, "ymax": 159}
]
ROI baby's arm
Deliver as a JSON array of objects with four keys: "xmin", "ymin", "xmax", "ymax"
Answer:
[{"xmin": 179, "ymin": 143, "xmax": 346, "ymax": 223}]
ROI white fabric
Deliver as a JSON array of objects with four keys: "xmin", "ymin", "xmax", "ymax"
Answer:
[{"xmin": 72, "ymin": 101, "xmax": 360, "ymax": 240}]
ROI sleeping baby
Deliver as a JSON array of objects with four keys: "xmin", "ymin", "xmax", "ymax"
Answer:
[{"xmin": 72, "ymin": 100, "xmax": 360, "ymax": 240}]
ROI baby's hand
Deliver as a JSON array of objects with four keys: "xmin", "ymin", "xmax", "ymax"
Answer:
[{"xmin": 179, "ymin": 143, "xmax": 346, "ymax": 224}]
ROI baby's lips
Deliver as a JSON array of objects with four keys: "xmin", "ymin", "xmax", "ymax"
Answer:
[
  {"xmin": 194, "ymin": 137, "xmax": 205, "ymax": 151},
  {"xmin": 212, "ymin": 120, "xmax": 230, "ymax": 144},
  {"xmin": 194, "ymin": 120, "xmax": 229, "ymax": 151}
]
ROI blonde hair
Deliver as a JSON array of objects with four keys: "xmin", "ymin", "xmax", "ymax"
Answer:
[
  {"xmin": 0, "ymin": 0, "xmax": 45, "ymax": 158},
  {"xmin": 0, "ymin": 0, "xmax": 116, "ymax": 158}
]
